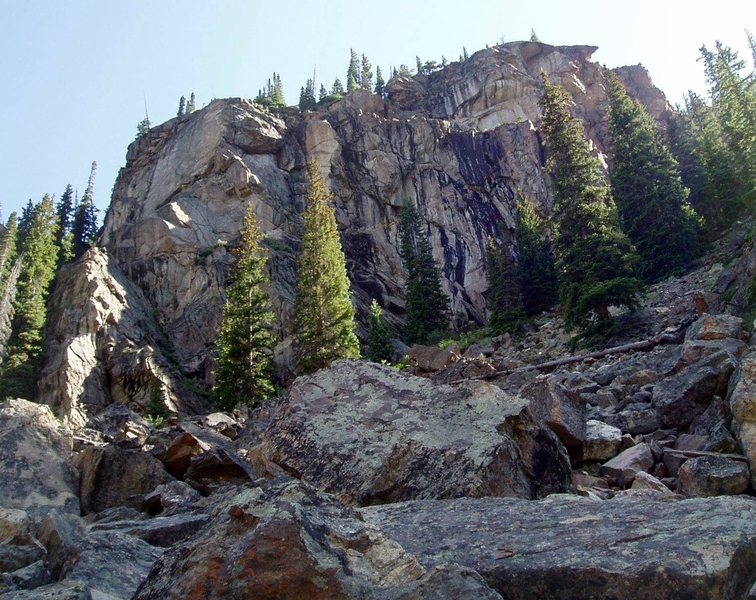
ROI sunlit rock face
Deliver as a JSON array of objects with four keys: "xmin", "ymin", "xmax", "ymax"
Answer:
[{"xmin": 42, "ymin": 42, "xmax": 670, "ymax": 421}]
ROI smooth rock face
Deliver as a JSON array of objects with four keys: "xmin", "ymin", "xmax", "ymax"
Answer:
[
  {"xmin": 677, "ymin": 455, "xmax": 750, "ymax": 497},
  {"xmin": 259, "ymin": 360, "xmax": 572, "ymax": 504},
  {"xmin": 522, "ymin": 376, "xmax": 586, "ymax": 447},
  {"xmin": 0, "ymin": 399, "xmax": 79, "ymax": 519},
  {"xmin": 41, "ymin": 41, "xmax": 672, "ymax": 423},
  {"xmin": 361, "ymin": 494, "xmax": 756, "ymax": 600},
  {"xmin": 731, "ymin": 350, "xmax": 756, "ymax": 485},
  {"xmin": 134, "ymin": 480, "xmax": 503, "ymax": 600}
]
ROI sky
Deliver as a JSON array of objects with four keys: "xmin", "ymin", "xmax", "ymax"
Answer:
[{"xmin": 1, "ymin": 0, "xmax": 753, "ymax": 221}]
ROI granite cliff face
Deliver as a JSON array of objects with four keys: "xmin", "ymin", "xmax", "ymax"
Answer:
[{"xmin": 40, "ymin": 42, "xmax": 671, "ymax": 424}]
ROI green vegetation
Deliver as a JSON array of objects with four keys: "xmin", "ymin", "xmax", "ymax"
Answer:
[
  {"xmin": 539, "ymin": 73, "xmax": 642, "ymax": 345},
  {"xmin": 71, "ymin": 161, "xmax": 99, "ymax": 259},
  {"xmin": 486, "ymin": 236, "xmax": 526, "ymax": 335},
  {"xmin": 515, "ymin": 196, "xmax": 558, "ymax": 316},
  {"xmin": 398, "ymin": 202, "xmax": 449, "ymax": 345},
  {"xmin": 145, "ymin": 381, "xmax": 170, "ymax": 426},
  {"xmin": 606, "ymin": 71, "xmax": 702, "ymax": 282},
  {"xmin": 255, "ymin": 73, "xmax": 286, "ymax": 109},
  {"xmin": 213, "ymin": 204, "xmax": 276, "ymax": 410},
  {"xmin": 55, "ymin": 184, "xmax": 74, "ymax": 265},
  {"xmin": 294, "ymin": 161, "xmax": 360, "ymax": 373},
  {"xmin": 367, "ymin": 299, "xmax": 393, "ymax": 362}
]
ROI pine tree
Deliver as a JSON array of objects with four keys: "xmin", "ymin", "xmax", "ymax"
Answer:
[
  {"xmin": 347, "ymin": 49, "xmax": 360, "ymax": 92},
  {"xmin": 398, "ymin": 202, "xmax": 449, "ymax": 344},
  {"xmin": 374, "ymin": 66, "xmax": 385, "ymax": 96},
  {"xmin": 486, "ymin": 236, "xmax": 526, "ymax": 335},
  {"xmin": 415, "ymin": 56, "xmax": 422, "ymax": 74},
  {"xmin": 213, "ymin": 203, "xmax": 276, "ymax": 410},
  {"xmin": 462, "ymin": 47, "xmax": 469, "ymax": 61},
  {"xmin": 367, "ymin": 299, "xmax": 393, "ymax": 362},
  {"xmin": 0, "ymin": 213, "xmax": 18, "ymax": 287},
  {"xmin": 55, "ymin": 184, "xmax": 74, "ymax": 264},
  {"xmin": 72, "ymin": 162, "xmax": 99, "ymax": 258},
  {"xmin": 515, "ymin": 196, "xmax": 558, "ymax": 315},
  {"xmin": 187, "ymin": 92, "xmax": 196, "ymax": 113},
  {"xmin": 255, "ymin": 74, "xmax": 286, "ymax": 108},
  {"xmin": 177, "ymin": 95, "xmax": 186, "ymax": 117},
  {"xmin": 530, "ymin": 28, "xmax": 541, "ymax": 42},
  {"xmin": 331, "ymin": 77, "xmax": 345, "ymax": 97},
  {"xmin": 319, "ymin": 83, "xmax": 328, "ymax": 102},
  {"xmin": 294, "ymin": 161, "xmax": 360, "ymax": 373},
  {"xmin": 136, "ymin": 115, "xmax": 151, "ymax": 138},
  {"xmin": 539, "ymin": 73, "xmax": 642, "ymax": 342},
  {"xmin": 0, "ymin": 195, "xmax": 59, "ymax": 398},
  {"xmin": 17, "ymin": 199, "xmax": 34, "ymax": 252},
  {"xmin": 360, "ymin": 54, "xmax": 373, "ymax": 91},
  {"xmin": 606, "ymin": 71, "xmax": 702, "ymax": 282},
  {"xmin": 298, "ymin": 78, "xmax": 317, "ymax": 111}
]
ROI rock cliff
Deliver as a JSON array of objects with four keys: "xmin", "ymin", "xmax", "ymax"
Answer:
[{"xmin": 41, "ymin": 41, "xmax": 671, "ymax": 423}]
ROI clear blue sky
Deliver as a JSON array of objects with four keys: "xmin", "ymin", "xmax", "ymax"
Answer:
[{"xmin": 1, "ymin": 0, "xmax": 753, "ymax": 221}]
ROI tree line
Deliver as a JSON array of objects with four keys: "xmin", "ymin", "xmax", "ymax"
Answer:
[{"xmin": 0, "ymin": 162, "xmax": 100, "ymax": 398}]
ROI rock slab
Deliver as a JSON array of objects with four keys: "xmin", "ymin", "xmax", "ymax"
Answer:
[
  {"xmin": 259, "ymin": 360, "xmax": 572, "ymax": 504},
  {"xmin": 362, "ymin": 494, "xmax": 756, "ymax": 599}
]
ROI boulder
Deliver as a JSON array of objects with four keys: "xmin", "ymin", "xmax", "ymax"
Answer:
[
  {"xmin": 86, "ymin": 403, "xmax": 151, "ymax": 446},
  {"xmin": 0, "ymin": 560, "xmax": 52, "ymax": 594},
  {"xmin": 685, "ymin": 313, "xmax": 745, "ymax": 342},
  {"xmin": 75, "ymin": 444, "xmax": 175, "ymax": 514},
  {"xmin": 183, "ymin": 447, "xmax": 257, "ymax": 494},
  {"xmin": 134, "ymin": 480, "xmax": 503, "ymax": 599},
  {"xmin": 600, "ymin": 443, "xmax": 654, "ymax": 486},
  {"xmin": 581, "ymin": 420, "xmax": 622, "ymax": 462},
  {"xmin": 259, "ymin": 360, "xmax": 572, "ymax": 504},
  {"xmin": 677, "ymin": 455, "xmax": 750, "ymax": 497},
  {"xmin": 654, "ymin": 350, "xmax": 737, "ymax": 429},
  {"xmin": 630, "ymin": 471, "xmax": 674, "ymax": 495},
  {"xmin": 521, "ymin": 376, "xmax": 586, "ymax": 447},
  {"xmin": 161, "ymin": 431, "xmax": 210, "ymax": 478},
  {"xmin": 142, "ymin": 481, "xmax": 201, "ymax": 516},
  {"xmin": 362, "ymin": 494, "xmax": 756, "ymax": 600},
  {"xmin": 89, "ymin": 512, "xmax": 210, "ymax": 547},
  {"xmin": 730, "ymin": 350, "xmax": 756, "ymax": 484},
  {"xmin": 408, "ymin": 344, "xmax": 461, "ymax": 372},
  {"xmin": 0, "ymin": 580, "xmax": 91, "ymax": 599},
  {"xmin": 0, "ymin": 399, "xmax": 79, "ymax": 519},
  {"xmin": 36, "ymin": 510, "xmax": 86, "ymax": 579}
]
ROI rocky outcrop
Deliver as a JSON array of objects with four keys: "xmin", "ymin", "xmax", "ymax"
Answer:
[
  {"xmin": 731, "ymin": 349, "xmax": 756, "ymax": 485},
  {"xmin": 257, "ymin": 360, "xmax": 572, "ymax": 504},
  {"xmin": 0, "ymin": 399, "xmax": 79, "ymax": 519},
  {"xmin": 134, "ymin": 480, "xmax": 503, "ymax": 600},
  {"xmin": 362, "ymin": 494, "xmax": 756, "ymax": 599},
  {"xmin": 41, "ymin": 41, "xmax": 673, "ymax": 423}
]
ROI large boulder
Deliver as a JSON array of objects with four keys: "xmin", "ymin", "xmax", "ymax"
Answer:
[
  {"xmin": 258, "ymin": 360, "xmax": 572, "ymax": 504},
  {"xmin": 0, "ymin": 399, "xmax": 79, "ymax": 519},
  {"xmin": 521, "ymin": 376, "xmax": 586, "ymax": 447},
  {"xmin": 731, "ymin": 349, "xmax": 756, "ymax": 485},
  {"xmin": 362, "ymin": 494, "xmax": 756, "ymax": 599},
  {"xmin": 599, "ymin": 443, "xmax": 654, "ymax": 486},
  {"xmin": 134, "ymin": 480, "xmax": 503, "ymax": 599},
  {"xmin": 75, "ymin": 444, "xmax": 175, "ymax": 514},
  {"xmin": 677, "ymin": 455, "xmax": 750, "ymax": 497}
]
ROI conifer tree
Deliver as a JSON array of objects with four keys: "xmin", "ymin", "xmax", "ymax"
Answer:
[
  {"xmin": 0, "ymin": 195, "xmax": 59, "ymax": 398},
  {"xmin": 367, "ymin": 299, "xmax": 393, "ymax": 362},
  {"xmin": 415, "ymin": 56, "xmax": 422, "ymax": 74},
  {"xmin": 0, "ymin": 213, "xmax": 18, "ymax": 288},
  {"xmin": 530, "ymin": 28, "xmax": 541, "ymax": 42},
  {"xmin": 213, "ymin": 203, "xmax": 276, "ymax": 410},
  {"xmin": 136, "ymin": 115, "xmax": 151, "ymax": 138},
  {"xmin": 463, "ymin": 47, "xmax": 469, "ymax": 61},
  {"xmin": 331, "ymin": 77, "xmax": 345, "ymax": 97},
  {"xmin": 606, "ymin": 71, "xmax": 702, "ymax": 282},
  {"xmin": 347, "ymin": 49, "xmax": 360, "ymax": 92},
  {"xmin": 398, "ymin": 202, "xmax": 449, "ymax": 344},
  {"xmin": 515, "ymin": 196, "xmax": 557, "ymax": 315},
  {"xmin": 294, "ymin": 161, "xmax": 360, "ymax": 373},
  {"xmin": 187, "ymin": 92, "xmax": 196, "ymax": 113},
  {"xmin": 17, "ymin": 199, "xmax": 34, "ymax": 251},
  {"xmin": 539, "ymin": 74, "xmax": 642, "ymax": 341},
  {"xmin": 374, "ymin": 66, "xmax": 385, "ymax": 96},
  {"xmin": 72, "ymin": 162, "xmax": 99, "ymax": 258},
  {"xmin": 298, "ymin": 78, "xmax": 317, "ymax": 111},
  {"xmin": 319, "ymin": 83, "xmax": 328, "ymax": 102},
  {"xmin": 55, "ymin": 184, "xmax": 74, "ymax": 264},
  {"xmin": 177, "ymin": 95, "xmax": 186, "ymax": 117},
  {"xmin": 360, "ymin": 54, "xmax": 373, "ymax": 91},
  {"xmin": 486, "ymin": 236, "xmax": 526, "ymax": 335}
]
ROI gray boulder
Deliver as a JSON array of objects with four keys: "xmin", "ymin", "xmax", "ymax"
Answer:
[
  {"xmin": 0, "ymin": 399, "xmax": 80, "ymax": 519},
  {"xmin": 678, "ymin": 455, "xmax": 750, "ymax": 497},
  {"xmin": 362, "ymin": 494, "xmax": 756, "ymax": 599},
  {"xmin": 600, "ymin": 443, "xmax": 654, "ymax": 486},
  {"xmin": 521, "ymin": 376, "xmax": 586, "ymax": 447},
  {"xmin": 581, "ymin": 420, "xmax": 622, "ymax": 462},
  {"xmin": 259, "ymin": 360, "xmax": 572, "ymax": 504}
]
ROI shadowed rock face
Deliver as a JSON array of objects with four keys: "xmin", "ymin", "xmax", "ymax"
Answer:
[
  {"xmin": 41, "ymin": 42, "xmax": 671, "ymax": 422},
  {"xmin": 257, "ymin": 360, "xmax": 572, "ymax": 504},
  {"xmin": 361, "ymin": 494, "xmax": 756, "ymax": 600}
]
